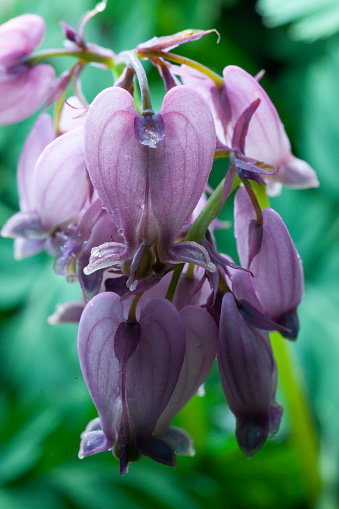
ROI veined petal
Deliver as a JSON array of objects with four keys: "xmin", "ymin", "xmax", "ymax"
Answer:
[
  {"xmin": 153, "ymin": 85, "xmax": 216, "ymax": 247},
  {"xmin": 126, "ymin": 297, "xmax": 186, "ymax": 437},
  {"xmin": 17, "ymin": 114, "xmax": 56, "ymax": 212},
  {"xmin": 155, "ymin": 305, "xmax": 218, "ymax": 434},
  {"xmin": 84, "ymin": 87, "xmax": 146, "ymax": 250},
  {"xmin": 33, "ymin": 127, "xmax": 89, "ymax": 231},
  {"xmin": 77, "ymin": 292, "xmax": 125, "ymax": 447}
]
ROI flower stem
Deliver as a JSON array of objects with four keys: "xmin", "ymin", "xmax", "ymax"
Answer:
[
  {"xmin": 271, "ymin": 333, "xmax": 321, "ymax": 502},
  {"xmin": 114, "ymin": 50, "xmax": 154, "ymax": 115},
  {"xmin": 25, "ymin": 48, "xmax": 114, "ymax": 68},
  {"xmin": 137, "ymin": 49, "xmax": 224, "ymax": 88}
]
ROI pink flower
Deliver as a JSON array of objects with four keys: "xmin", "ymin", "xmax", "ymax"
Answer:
[{"xmin": 0, "ymin": 14, "xmax": 55, "ymax": 125}]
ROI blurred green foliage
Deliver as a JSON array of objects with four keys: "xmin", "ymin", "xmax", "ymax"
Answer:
[{"xmin": 1, "ymin": 0, "xmax": 339, "ymax": 508}]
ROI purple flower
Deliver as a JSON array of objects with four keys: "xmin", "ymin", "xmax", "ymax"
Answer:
[
  {"xmin": 218, "ymin": 292, "xmax": 283, "ymax": 457},
  {"xmin": 77, "ymin": 286, "xmax": 218, "ymax": 472},
  {"xmin": 0, "ymin": 14, "xmax": 55, "ymax": 125},
  {"xmin": 77, "ymin": 292, "xmax": 186, "ymax": 473},
  {"xmin": 83, "ymin": 85, "xmax": 216, "ymax": 288},
  {"xmin": 180, "ymin": 65, "xmax": 318, "ymax": 195},
  {"xmin": 234, "ymin": 187, "xmax": 304, "ymax": 339},
  {"xmin": 1, "ymin": 124, "xmax": 91, "ymax": 256}
]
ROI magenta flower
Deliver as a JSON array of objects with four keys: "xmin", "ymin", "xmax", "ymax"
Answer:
[
  {"xmin": 0, "ymin": 14, "xmax": 55, "ymax": 125},
  {"xmin": 83, "ymin": 85, "xmax": 216, "ymax": 288},
  {"xmin": 234, "ymin": 187, "xmax": 304, "ymax": 339},
  {"xmin": 218, "ymin": 292, "xmax": 283, "ymax": 457}
]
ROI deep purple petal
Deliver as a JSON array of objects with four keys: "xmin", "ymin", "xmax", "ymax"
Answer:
[
  {"xmin": 155, "ymin": 305, "xmax": 218, "ymax": 434},
  {"xmin": 125, "ymin": 297, "xmax": 186, "ymax": 436},
  {"xmin": 218, "ymin": 293, "xmax": 278, "ymax": 456}
]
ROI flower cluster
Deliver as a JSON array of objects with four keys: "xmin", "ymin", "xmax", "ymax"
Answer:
[{"xmin": 1, "ymin": 6, "xmax": 318, "ymax": 475}]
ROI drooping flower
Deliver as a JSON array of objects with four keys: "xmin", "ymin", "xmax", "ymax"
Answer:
[
  {"xmin": 218, "ymin": 292, "xmax": 283, "ymax": 458},
  {"xmin": 77, "ymin": 281, "xmax": 218, "ymax": 472},
  {"xmin": 180, "ymin": 65, "xmax": 318, "ymax": 195},
  {"xmin": 0, "ymin": 14, "xmax": 55, "ymax": 125},
  {"xmin": 77, "ymin": 292, "xmax": 186, "ymax": 473},
  {"xmin": 234, "ymin": 186, "xmax": 304, "ymax": 339},
  {"xmin": 83, "ymin": 85, "xmax": 216, "ymax": 288}
]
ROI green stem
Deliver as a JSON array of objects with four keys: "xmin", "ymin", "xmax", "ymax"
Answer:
[
  {"xmin": 137, "ymin": 49, "xmax": 224, "ymax": 88},
  {"xmin": 271, "ymin": 333, "xmax": 321, "ymax": 501},
  {"xmin": 114, "ymin": 50, "xmax": 153, "ymax": 115},
  {"xmin": 25, "ymin": 48, "xmax": 114, "ymax": 68}
]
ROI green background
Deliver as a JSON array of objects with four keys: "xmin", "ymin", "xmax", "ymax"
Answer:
[{"xmin": 0, "ymin": 0, "xmax": 338, "ymax": 507}]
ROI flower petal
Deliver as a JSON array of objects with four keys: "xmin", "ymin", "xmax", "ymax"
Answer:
[{"xmin": 77, "ymin": 292, "xmax": 124, "ymax": 447}]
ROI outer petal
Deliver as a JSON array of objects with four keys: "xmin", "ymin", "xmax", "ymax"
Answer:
[
  {"xmin": 234, "ymin": 186, "xmax": 256, "ymax": 268},
  {"xmin": 17, "ymin": 114, "xmax": 56, "ymax": 211},
  {"xmin": 154, "ymin": 85, "xmax": 216, "ymax": 249},
  {"xmin": 0, "ymin": 65, "xmax": 55, "ymax": 125},
  {"xmin": 155, "ymin": 305, "xmax": 218, "ymax": 435},
  {"xmin": 77, "ymin": 292, "xmax": 124, "ymax": 448},
  {"xmin": 218, "ymin": 293, "xmax": 279, "ymax": 457},
  {"xmin": 223, "ymin": 66, "xmax": 318, "ymax": 191},
  {"xmin": 84, "ymin": 87, "xmax": 146, "ymax": 251},
  {"xmin": 234, "ymin": 187, "xmax": 304, "ymax": 330},
  {"xmin": 125, "ymin": 297, "xmax": 186, "ymax": 437},
  {"xmin": 33, "ymin": 127, "xmax": 89, "ymax": 230},
  {"xmin": 0, "ymin": 14, "xmax": 45, "ymax": 64}
]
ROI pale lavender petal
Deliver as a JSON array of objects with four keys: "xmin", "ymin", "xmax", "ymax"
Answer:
[
  {"xmin": 77, "ymin": 292, "xmax": 124, "ymax": 446},
  {"xmin": 79, "ymin": 430, "xmax": 111, "ymax": 458},
  {"xmin": 13, "ymin": 238, "xmax": 45, "ymax": 260},
  {"xmin": 126, "ymin": 297, "xmax": 186, "ymax": 437},
  {"xmin": 1, "ymin": 211, "xmax": 48, "ymax": 239},
  {"xmin": 47, "ymin": 300, "xmax": 84, "ymax": 324},
  {"xmin": 137, "ymin": 29, "xmax": 217, "ymax": 52},
  {"xmin": 155, "ymin": 305, "xmax": 218, "ymax": 434},
  {"xmin": 59, "ymin": 96, "xmax": 87, "ymax": 133},
  {"xmin": 234, "ymin": 186, "xmax": 256, "ymax": 267},
  {"xmin": 84, "ymin": 242, "xmax": 128, "ymax": 275},
  {"xmin": 270, "ymin": 154, "xmax": 319, "ymax": 190},
  {"xmin": 0, "ymin": 14, "xmax": 46, "ymax": 64},
  {"xmin": 33, "ymin": 127, "xmax": 89, "ymax": 230},
  {"xmin": 17, "ymin": 114, "xmax": 55, "ymax": 211},
  {"xmin": 0, "ymin": 65, "xmax": 55, "ymax": 125},
  {"xmin": 167, "ymin": 241, "xmax": 216, "ymax": 272}
]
